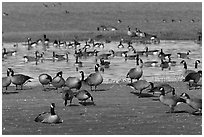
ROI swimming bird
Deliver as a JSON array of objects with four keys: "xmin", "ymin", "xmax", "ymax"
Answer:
[
  {"xmin": 127, "ymin": 26, "xmax": 136, "ymax": 37},
  {"xmin": 8, "ymin": 68, "xmax": 33, "ymax": 90},
  {"xmin": 52, "ymin": 71, "xmax": 65, "ymax": 90},
  {"xmin": 34, "ymin": 103, "xmax": 63, "ymax": 124},
  {"xmin": 100, "ymin": 58, "xmax": 110, "ymax": 68},
  {"xmin": 144, "ymin": 47, "xmax": 159, "ymax": 57},
  {"xmin": 61, "ymin": 88, "xmax": 75, "ymax": 106},
  {"xmin": 39, "ymin": 73, "xmax": 52, "ymax": 90},
  {"xmin": 180, "ymin": 60, "xmax": 196, "ymax": 78},
  {"xmin": 126, "ymin": 55, "xmax": 143, "ymax": 83},
  {"xmin": 92, "ymin": 41, "xmax": 104, "ymax": 49},
  {"xmin": 126, "ymin": 80, "xmax": 154, "ymax": 98},
  {"xmin": 158, "ymin": 87, "xmax": 186, "ymax": 113},
  {"xmin": 109, "ymin": 49, "xmax": 128, "ymax": 57},
  {"xmin": 177, "ymin": 50, "xmax": 191, "ymax": 59},
  {"xmin": 65, "ymin": 71, "xmax": 84, "ymax": 90},
  {"xmin": 23, "ymin": 51, "xmax": 42, "ymax": 65},
  {"xmin": 53, "ymin": 52, "xmax": 68, "ymax": 62},
  {"xmin": 84, "ymin": 64, "xmax": 103, "ymax": 91},
  {"xmin": 160, "ymin": 59, "xmax": 171, "ymax": 70},
  {"xmin": 143, "ymin": 61, "xmax": 159, "ymax": 67},
  {"xmin": 180, "ymin": 93, "xmax": 202, "ymax": 114},
  {"xmin": 74, "ymin": 89, "xmax": 94, "ymax": 103},
  {"xmin": 158, "ymin": 49, "xmax": 171, "ymax": 60},
  {"xmin": 2, "ymin": 69, "xmax": 11, "ymax": 90},
  {"xmin": 2, "ymin": 48, "xmax": 17, "ymax": 58},
  {"xmin": 117, "ymin": 40, "xmax": 124, "ymax": 49}
]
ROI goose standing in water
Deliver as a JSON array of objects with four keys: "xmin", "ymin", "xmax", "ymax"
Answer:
[
  {"xmin": 177, "ymin": 50, "xmax": 191, "ymax": 59},
  {"xmin": 34, "ymin": 103, "xmax": 63, "ymax": 124},
  {"xmin": 126, "ymin": 54, "xmax": 143, "ymax": 83},
  {"xmin": 8, "ymin": 68, "xmax": 33, "ymax": 90},
  {"xmin": 84, "ymin": 64, "xmax": 103, "ymax": 91}
]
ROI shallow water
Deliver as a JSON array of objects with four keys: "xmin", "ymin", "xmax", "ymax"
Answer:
[{"xmin": 2, "ymin": 40, "xmax": 202, "ymax": 86}]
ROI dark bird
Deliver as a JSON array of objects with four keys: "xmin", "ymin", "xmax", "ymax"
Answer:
[
  {"xmin": 183, "ymin": 71, "xmax": 202, "ymax": 90},
  {"xmin": 177, "ymin": 50, "xmax": 191, "ymax": 59},
  {"xmin": 157, "ymin": 87, "xmax": 186, "ymax": 113},
  {"xmin": 34, "ymin": 103, "xmax": 63, "ymax": 124},
  {"xmin": 126, "ymin": 54, "xmax": 143, "ymax": 83},
  {"xmin": 8, "ymin": 68, "xmax": 33, "ymax": 90},
  {"xmin": 84, "ymin": 64, "xmax": 103, "ymax": 91},
  {"xmin": 52, "ymin": 71, "xmax": 65, "ymax": 90},
  {"xmin": 39, "ymin": 73, "xmax": 52, "ymax": 90},
  {"xmin": 180, "ymin": 93, "xmax": 202, "ymax": 114},
  {"xmin": 61, "ymin": 88, "xmax": 75, "ymax": 106},
  {"xmin": 126, "ymin": 80, "xmax": 154, "ymax": 98}
]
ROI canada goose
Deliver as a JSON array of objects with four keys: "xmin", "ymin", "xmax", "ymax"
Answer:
[
  {"xmin": 180, "ymin": 93, "xmax": 202, "ymax": 114},
  {"xmin": 34, "ymin": 103, "xmax": 63, "ymax": 124},
  {"xmin": 84, "ymin": 41, "xmax": 91, "ymax": 49},
  {"xmin": 65, "ymin": 71, "xmax": 84, "ymax": 90},
  {"xmin": 53, "ymin": 40, "xmax": 59, "ymax": 47},
  {"xmin": 2, "ymin": 48, "xmax": 17, "ymax": 57},
  {"xmin": 132, "ymin": 48, "xmax": 145, "ymax": 56},
  {"xmin": 23, "ymin": 51, "xmax": 41, "ymax": 65},
  {"xmin": 74, "ymin": 89, "xmax": 94, "ymax": 103},
  {"xmin": 127, "ymin": 42, "xmax": 134, "ymax": 50},
  {"xmin": 74, "ymin": 55, "xmax": 83, "ymax": 68},
  {"xmin": 158, "ymin": 49, "xmax": 171, "ymax": 60},
  {"xmin": 53, "ymin": 52, "xmax": 68, "ymax": 62},
  {"xmin": 38, "ymin": 73, "xmax": 52, "ymax": 90},
  {"xmin": 84, "ymin": 64, "xmax": 103, "ymax": 91},
  {"xmin": 8, "ymin": 68, "xmax": 33, "ymax": 90},
  {"xmin": 126, "ymin": 80, "xmax": 154, "ymax": 98},
  {"xmin": 66, "ymin": 41, "xmax": 74, "ymax": 49},
  {"xmin": 27, "ymin": 38, "xmax": 38, "ymax": 49},
  {"xmin": 158, "ymin": 87, "xmax": 185, "ymax": 113},
  {"xmin": 144, "ymin": 47, "xmax": 159, "ymax": 56},
  {"xmin": 109, "ymin": 49, "xmax": 128, "ymax": 57},
  {"xmin": 180, "ymin": 60, "xmax": 196, "ymax": 78},
  {"xmin": 143, "ymin": 61, "xmax": 159, "ymax": 67},
  {"xmin": 127, "ymin": 26, "xmax": 136, "ymax": 37},
  {"xmin": 126, "ymin": 55, "xmax": 143, "ymax": 83},
  {"xmin": 61, "ymin": 88, "xmax": 75, "ymax": 106},
  {"xmin": 52, "ymin": 71, "xmax": 65, "ymax": 90},
  {"xmin": 148, "ymin": 83, "xmax": 175, "ymax": 95},
  {"xmin": 117, "ymin": 40, "xmax": 124, "ymax": 49},
  {"xmin": 194, "ymin": 60, "xmax": 201, "ymax": 69},
  {"xmin": 160, "ymin": 59, "xmax": 171, "ymax": 70},
  {"xmin": 177, "ymin": 50, "xmax": 191, "ymax": 59},
  {"xmin": 168, "ymin": 57, "xmax": 176, "ymax": 66},
  {"xmin": 2, "ymin": 69, "xmax": 11, "ymax": 90},
  {"xmin": 100, "ymin": 58, "xmax": 110, "ymax": 68},
  {"xmin": 183, "ymin": 71, "xmax": 202, "ymax": 89},
  {"xmin": 92, "ymin": 41, "xmax": 104, "ymax": 48},
  {"xmin": 43, "ymin": 34, "xmax": 49, "ymax": 45}
]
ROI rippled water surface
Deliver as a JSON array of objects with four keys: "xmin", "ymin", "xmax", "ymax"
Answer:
[{"xmin": 2, "ymin": 40, "xmax": 202, "ymax": 86}]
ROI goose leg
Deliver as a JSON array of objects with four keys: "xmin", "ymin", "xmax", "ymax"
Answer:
[
  {"xmin": 166, "ymin": 106, "xmax": 174, "ymax": 113},
  {"xmin": 21, "ymin": 85, "xmax": 23, "ymax": 90},
  {"xmin": 95, "ymin": 86, "xmax": 97, "ymax": 92},
  {"xmin": 15, "ymin": 85, "xmax": 18, "ymax": 90}
]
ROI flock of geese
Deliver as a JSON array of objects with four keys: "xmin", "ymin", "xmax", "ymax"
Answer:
[{"xmin": 2, "ymin": 34, "xmax": 202, "ymax": 124}]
